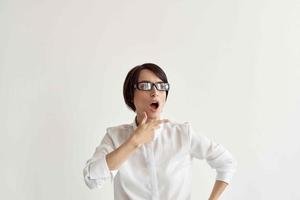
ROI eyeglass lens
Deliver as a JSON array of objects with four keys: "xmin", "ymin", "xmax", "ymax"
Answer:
[{"xmin": 137, "ymin": 82, "xmax": 169, "ymax": 91}]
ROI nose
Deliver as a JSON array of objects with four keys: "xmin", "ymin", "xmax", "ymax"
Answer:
[{"xmin": 150, "ymin": 86, "xmax": 159, "ymax": 97}]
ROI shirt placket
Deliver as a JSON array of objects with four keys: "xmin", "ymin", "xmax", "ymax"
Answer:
[{"xmin": 146, "ymin": 142, "xmax": 159, "ymax": 200}]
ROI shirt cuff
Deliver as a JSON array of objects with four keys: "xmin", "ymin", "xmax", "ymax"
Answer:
[
  {"xmin": 89, "ymin": 155, "xmax": 118, "ymax": 182},
  {"xmin": 216, "ymin": 170, "xmax": 235, "ymax": 184}
]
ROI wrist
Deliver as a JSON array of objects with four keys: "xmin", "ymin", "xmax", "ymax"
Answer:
[{"xmin": 128, "ymin": 134, "xmax": 141, "ymax": 149}]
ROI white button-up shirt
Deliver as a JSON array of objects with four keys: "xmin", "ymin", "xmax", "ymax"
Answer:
[{"xmin": 83, "ymin": 120, "xmax": 237, "ymax": 200}]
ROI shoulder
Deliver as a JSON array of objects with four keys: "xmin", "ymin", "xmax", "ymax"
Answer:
[
  {"xmin": 106, "ymin": 123, "xmax": 133, "ymax": 134},
  {"xmin": 165, "ymin": 120, "xmax": 190, "ymax": 128},
  {"xmin": 164, "ymin": 120, "xmax": 203, "ymax": 140},
  {"xmin": 163, "ymin": 120, "xmax": 192, "ymax": 133},
  {"xmin": 103, "ymin": 123, "xmax": 134, "ymax": 143}
]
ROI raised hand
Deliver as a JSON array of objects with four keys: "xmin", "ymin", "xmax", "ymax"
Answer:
[{"xmin": 131, "ymin": 112, "xmax": 169, "ymax": 147}]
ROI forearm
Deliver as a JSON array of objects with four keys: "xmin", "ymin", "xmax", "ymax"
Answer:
[
  {"xmin": 208, "ymin": 180, "xmax": 228, "ymax": 200},
  {"xmin": 106, "ymin": 135, "xmax": 140, "ymax": 170}
]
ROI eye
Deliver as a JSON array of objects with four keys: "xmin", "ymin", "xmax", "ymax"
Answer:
[
  {"xmin": 138, "ymin": 82, "xmax": 151, "ymax": 90},
  {"xmin": 163, "ymin": 83, "xmax": 169, "ymax": 90},
  {"xmin": 156, "ymin": 83, "xmax": 169, "ymax": 91}
]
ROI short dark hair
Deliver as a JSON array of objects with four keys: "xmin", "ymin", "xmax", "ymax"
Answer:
[{"xmin": 123, "ymin": 63, "xmax": 169, "ymax": 111}]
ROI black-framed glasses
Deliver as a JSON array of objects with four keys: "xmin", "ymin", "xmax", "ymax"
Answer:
[{"xmin": 134, "ymin": 81, "xmax": 170, "ymax": 91}]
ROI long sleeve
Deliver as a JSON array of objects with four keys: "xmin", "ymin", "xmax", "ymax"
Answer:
[
  {"xmin": 187, "ymin": 123, "xmax": 237, "ymax": 184},
  {"xmin": 83, "ymin": 131, "xmax": 118, "ymax": 189}
]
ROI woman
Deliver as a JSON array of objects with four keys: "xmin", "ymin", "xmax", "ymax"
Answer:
[{"xmin": 83, "ymin": 63, "xmax": 237, "ymax": 200}]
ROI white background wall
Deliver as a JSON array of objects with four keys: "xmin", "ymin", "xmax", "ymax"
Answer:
[{"xmin": 1, "ymin": 0, "xmax": 299, "ymax": 199}]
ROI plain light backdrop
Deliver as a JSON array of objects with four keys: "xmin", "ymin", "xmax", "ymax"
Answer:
[{"xmin": 1, "ymin": 0, "xmax": 299, "ymax": 199}]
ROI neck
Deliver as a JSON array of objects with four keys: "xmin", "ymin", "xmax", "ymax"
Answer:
[{"xmin": 135, "ymin": 114, "xmax": 160, "ymax": 126}]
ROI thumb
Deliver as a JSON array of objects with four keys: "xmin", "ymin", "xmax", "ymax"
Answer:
[{"xmin": 140, "ymin": 112, "xmax": 147, "ymax": 125}]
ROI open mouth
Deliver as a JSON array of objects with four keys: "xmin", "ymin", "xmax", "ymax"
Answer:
[{"xmin": 150, "ymin": 102, "xmax": 159, "ymax": 110}]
